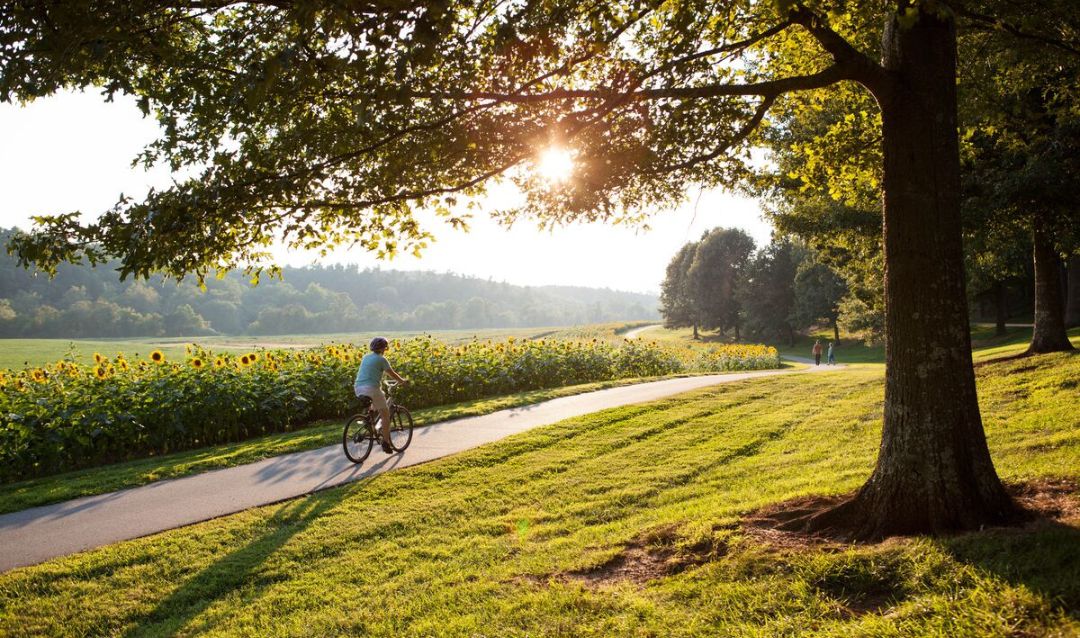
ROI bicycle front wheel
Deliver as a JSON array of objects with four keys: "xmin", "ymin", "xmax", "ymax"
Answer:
[
  {"xmin": 389, "ymin": 406, "xmax": 414, "ymax": 452},
  {"xmin": 343, "ymin": 414, "xmax": 374, "ymax": 463}
]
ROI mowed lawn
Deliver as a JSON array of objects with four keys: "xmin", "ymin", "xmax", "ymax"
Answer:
[{"xmin": 1, "ymin": 353, "xmax": 1077, "ymax": 637}]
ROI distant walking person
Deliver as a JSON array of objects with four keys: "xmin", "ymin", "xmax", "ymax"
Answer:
[
  {"xmin": 827, "ymin": 341, "xmax": 836, "ymax": 365},
  {"xmin": 812, "ymin": 340, "xmax": 823, "ymax": 366}
]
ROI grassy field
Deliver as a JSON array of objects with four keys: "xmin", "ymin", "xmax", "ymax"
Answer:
[
  {"xmin": 639, "ymin": 324, "xmax": 1080, "ymax": 365},
  {"xmin": 0, "ymin": 350, "xmax": 1076, "ymax": 636},
  {"xmin": 0, "ymin": 324, "xmax": 659, "ymax": 370}
]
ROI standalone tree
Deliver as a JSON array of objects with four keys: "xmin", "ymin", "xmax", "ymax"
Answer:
[
  {"xmin": 688, "ymin": 228, "xmax": 755, "ymax": 339},
  {"xmin": 659, "ymin": 242, "xmax": 700, "ymax": 339},
  {"xmin": 738, "ymin": 239, "xmax": 801, "ymax": 345},
  {"xmin": 793, "ymin": 253, "xmax": 846, "ymax": 342},
  {"xmin": 9, "ymin": 0, "xmax": 1076, "ymax": 536}
]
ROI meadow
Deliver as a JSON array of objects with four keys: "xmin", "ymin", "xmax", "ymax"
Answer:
[
  {"xmin": 0, "ymin": 350, "xmax": 1076, "ymax": 636},
  {"xmin": 638, "ymin": 323, "xmax": 1067, "ymax": 364}
]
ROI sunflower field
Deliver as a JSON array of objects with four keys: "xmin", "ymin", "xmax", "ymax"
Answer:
[{"xmin": 0, "ymin": 338, "xmax": 779, "ymax": 481}]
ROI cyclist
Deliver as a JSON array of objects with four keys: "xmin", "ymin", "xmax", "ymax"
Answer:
[{"xmin": 354, "ymin": 337, "xmax": 408, "ymax": 454}]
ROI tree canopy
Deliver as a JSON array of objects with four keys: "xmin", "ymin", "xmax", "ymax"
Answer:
[{"xmin": 0, "ymin": 1, "xmax": 945, "ymax": 279}]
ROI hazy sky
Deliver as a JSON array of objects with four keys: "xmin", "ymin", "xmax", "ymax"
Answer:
[{"xmin": 0, "ymin": 90, "xmax": 774, "ymax": 294}]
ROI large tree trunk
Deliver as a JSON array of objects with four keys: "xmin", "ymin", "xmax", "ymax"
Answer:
[
  {"xmin": 811, "ymin": 11, "xmax": 1016, "ymax": 538},
  {"xmin": 1027, "ymin": 213, "xmax": 1074, "ymax": 353},
  {"xmin": 832, "ymin": 319, "xmax": 840, "ymax": 343},
  {"xmin": 994, "ymin": 280, "xmax": 1008, "ymax": 337},
  {"xmin": 1065, "ymin": 254, "xmax": 1080, "ymax": 329}
]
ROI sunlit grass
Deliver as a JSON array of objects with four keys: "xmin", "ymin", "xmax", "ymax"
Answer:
[
  {"xmin": 643, "ymin": 324, "xmax": 1080, "ymax": 366},
  {"xmin": 1, "ymin": 353, "xmax": 1076, "ymax": 636}
]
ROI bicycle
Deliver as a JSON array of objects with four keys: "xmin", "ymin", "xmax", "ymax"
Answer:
[{"xmin": 342, "ymin": 379, "xmax": 415, "ymax": 463}]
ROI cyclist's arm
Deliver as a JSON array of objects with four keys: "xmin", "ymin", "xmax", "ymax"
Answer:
[{"xmin": 385, "ymin": 363, "xmax": 407, "ymax": 384}]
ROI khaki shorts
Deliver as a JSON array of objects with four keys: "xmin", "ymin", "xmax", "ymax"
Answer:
[{"xmin": 354, "ymin": 385, "xmax": 388, "ymax": 412}]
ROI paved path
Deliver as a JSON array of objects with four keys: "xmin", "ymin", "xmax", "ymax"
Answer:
[
  {"xmin": 623, "ymin": 324, "xmax": 662, "ymax": 339},
  {"xmin": 0, "ymin": 366, "xmax": 821, "ymax": 572}
]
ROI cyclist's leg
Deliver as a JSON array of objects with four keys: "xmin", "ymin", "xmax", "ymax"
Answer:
[
  {"xmin": 356, "ymin": 385, "xmax": 392, "ymax": 447},
  {"xmin": 371, "ymin": 390, "xmax": 392, "ymax": 447}
]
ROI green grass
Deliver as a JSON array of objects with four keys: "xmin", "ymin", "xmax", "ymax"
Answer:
[
  {"xmin": 0, "ymin": 373, "xmax": 707, "ymax": 515},
  {"xmin": 1, "ymin": 352, "xmax": 1077, "ymax": 636},
  {"xmin": 642, "ymin": 324, "xmax": 1080, "ymax": 366}
]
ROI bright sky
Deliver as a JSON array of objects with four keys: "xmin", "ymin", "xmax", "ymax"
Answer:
[{"xmin": 0, "ymin": 90, "xmax": 774, "ymax": 295}]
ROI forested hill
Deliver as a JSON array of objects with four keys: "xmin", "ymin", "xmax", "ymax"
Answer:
[{"xmin": 0, "ymin": 230, "xmax": 658, "ymax": 338}]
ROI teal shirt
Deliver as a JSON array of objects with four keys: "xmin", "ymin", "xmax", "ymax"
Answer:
[{"xmin": 354, "ymin": 352, "xmax": 390, "ymax": 388}]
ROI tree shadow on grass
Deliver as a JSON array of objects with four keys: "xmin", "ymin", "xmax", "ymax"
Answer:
[
  {"xmin": 121, "ymin": 481, "xmax": 367, "ymax": 637},
  {"xmin": 936, "ymin": 518, "xmax": 1080, "ymax": 618}
]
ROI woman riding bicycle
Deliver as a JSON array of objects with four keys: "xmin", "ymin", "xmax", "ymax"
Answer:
[{"xmin": 354, "ymin": 337, "xmax": 408, "ymax": 454}]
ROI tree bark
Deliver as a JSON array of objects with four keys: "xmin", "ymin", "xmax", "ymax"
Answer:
[
  {"xmin": 810, "ymin": 11, "xmax": 1016, "ymax": 538},
  {"xmin": 1027, "ymin": 213, "xmax": 1074, "ymax": 353},
  {"xmin": 1066, "ymin": 254, "xmax": 1080, "ymax": 329},
  {"xmin": 692, "ymin": 323, "xmax": 699, "ymax": 340},
  {"xmin": 994, "ymin": 280, "xmax": 1008, "ymax": 337},
  {"xmin": 832, "ymin": 319, "xmax": 840, "ymax": 343}
]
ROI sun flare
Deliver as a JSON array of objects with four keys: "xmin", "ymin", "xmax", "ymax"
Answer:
[{"xmin": 537, "ymin": 147, "xmax": 574, "ymax": 183}]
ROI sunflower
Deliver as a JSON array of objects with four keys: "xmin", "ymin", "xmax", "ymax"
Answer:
[
  {"xmin": 191, "ymin": 358, "xmax": 205, "ymax": 369},
  {"xmin": 95, "ymin": 366, "xmax": 107, "ymax": 379},
  {"xmin": 31, "ymin": 369, "xmax": 47, "ymax": 383},
  {"xmin": 247, "ymin": 352, "xmax": 258, "ymax": 362},
  {"xmin": 150, "ymin": 350, "xmax": 165, "ymax": 364},
  {"xmin": 93, "ymin": 352, "xmax": 104, "ymax": 364},
  {"xmin": 118, "ymin": 359, "xmax": 129, "ymax": 371},
  {"xmin": 240, "ymin": 355, "xmax": 251, "ymax": 366},
  {"xmin": 214, "ymin": 357, "xmax": 226, "ymax": 368}
]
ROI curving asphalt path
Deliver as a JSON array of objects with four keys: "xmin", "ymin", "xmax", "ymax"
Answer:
[
  {"xmin": 622, "ymin": 324, "xmax": 662, "ymax": 339},
  {"xmin": 0, "ymin": 364, "xmax": 826, "ymax": 572}
]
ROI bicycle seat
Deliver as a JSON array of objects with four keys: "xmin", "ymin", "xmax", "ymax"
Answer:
[{"xmin": 356, "ymin": 395, "xmax": 373, "ymax": 410}]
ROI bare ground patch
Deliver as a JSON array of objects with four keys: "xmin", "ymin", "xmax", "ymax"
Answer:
[
  {"xmin": 740, "ymin": 478, "xmax": 1080, "ymax": 549},
  {"xmin": 1007, "ymin": 477, "xmax": 1080, "ymax": 521},
  {"xmin": 517, "ymin": 525, "xmax": 727, "ymax": 588}
]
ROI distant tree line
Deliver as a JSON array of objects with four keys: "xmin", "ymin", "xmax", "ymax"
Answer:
[
  {"xmin": 0, "ymin": 229, "xmax": 658, "ymax": 338},
  {"xmin": 659, "ymin": 225, "xmax": 1066, "ymax": 347},
  {"xmin": 660, "ymin": 228, "xmax": 845, "ymax": 345}
]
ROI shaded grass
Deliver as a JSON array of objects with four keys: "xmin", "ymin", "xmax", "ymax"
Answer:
[
  {"xmin": 1, "ymin": 352, "xmax": 1076, "ymax": 637},
  {"xmin": 0, "ymin": 373, "xmax": 704, "ymax": 515}
]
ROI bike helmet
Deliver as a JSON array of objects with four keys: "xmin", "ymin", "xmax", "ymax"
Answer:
[{"xmin": 369, "ymin": 336, "xmax": 389, "ymax": 352}]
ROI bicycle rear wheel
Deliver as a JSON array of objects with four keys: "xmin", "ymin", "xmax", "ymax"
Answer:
[
  {"xmin": 343, "ymin": 414, "xmax": 374, "ymax": 463},
  {"xmin": 389, "ymin": 406, "xmax": 414, "ymax": 452}
]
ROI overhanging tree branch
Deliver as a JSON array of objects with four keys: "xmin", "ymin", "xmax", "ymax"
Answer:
[
  {"xmin": 657, "ymin": 94, "xmax": 777, "ymax": 173},
  {"xmin": 788, "ymin": 5, "xmax": 889, "ymax": 94},
  {"xmin": 408, "ymin": 63, "xmax": 856, "ymax": 103},
  {"xmin": 955, "ymin": 6, "xmax": 1080, "ymax": 56}
]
